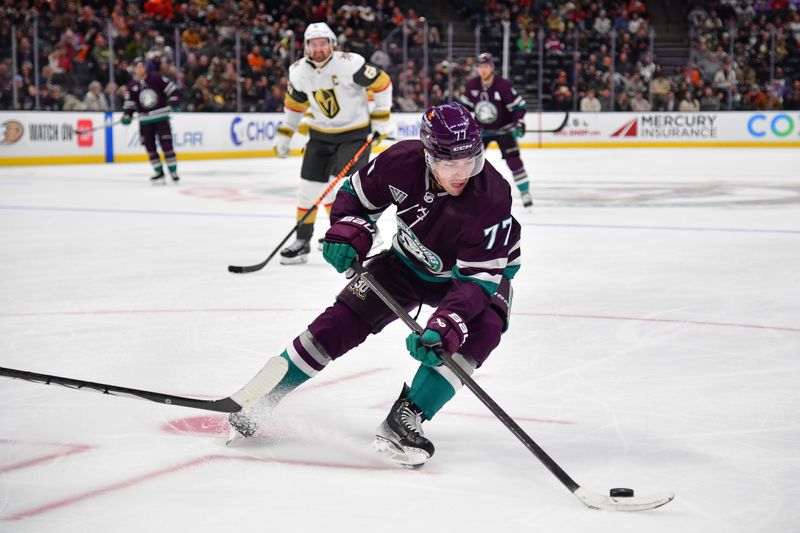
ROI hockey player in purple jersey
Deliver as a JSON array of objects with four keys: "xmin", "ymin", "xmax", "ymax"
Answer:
[
  {"xmin": 227, "ymin": 102, "xmax": 521, "ymax": 468},
  {"xmin": 122, "ymin": 58, "xmax": 181, "ymax": 183},
  {"xmin": 459, "ymin": 53, "xmax": 532, "ymax": 207}
]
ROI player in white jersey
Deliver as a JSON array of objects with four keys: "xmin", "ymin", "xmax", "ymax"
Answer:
[{"xmin": 275, "ymin": 22, "xmax": 393, "ymax": 264}]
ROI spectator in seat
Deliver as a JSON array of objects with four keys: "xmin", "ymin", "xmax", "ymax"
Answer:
[
  {"xmin": 713, "ymin": 62, "xmax": 737, "ymax": 90},
  {"xmin": 598, "ymin": 87, "xmax": 613, "ymax": 111},
  {"xmin": 699, "ymin": 86, "xmax": 721, "ymax": 110},
  {"xmin": 580, "ymin": 87, "xmax": 602, "ymax": 111},
  {"xmin": 678, "ymin": 90, "xmax": 700, "ymax": 111},
  {"xmin": 630, "ymin": 91, "xmax": 652, "ymax": 111},
  {"xmin": 649, "ymin": 65, "xmax": 673, "ymax": 110},
  {"xmin": 84, "ymin": 80, "xmax": 109, "ymax": 110}
]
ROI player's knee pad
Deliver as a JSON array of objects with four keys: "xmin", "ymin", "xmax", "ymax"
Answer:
[
  {"xmin": 297, "ymin": 176, "xmax": 338, "ymax": 207},
  {"xmin": 307, "ymin": 301, "xmax": 373, "ymax": 360}
]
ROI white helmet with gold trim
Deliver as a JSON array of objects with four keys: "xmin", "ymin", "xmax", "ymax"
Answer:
[{"xmin": 304, "ymin": 23, "xmax": 337, "ymax": 65}]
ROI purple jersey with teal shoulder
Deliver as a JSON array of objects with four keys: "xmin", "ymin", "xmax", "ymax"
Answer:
[
  {"xmin": 123, "ymin": 72, "xmax": 180, "ymax": 124},
  {"xmin": 459, "ymin": 76, "xmax": 526, "ymax": 135},
  {"xmin": 331, "ymin": 140, "xmax": 522, "ymax": 323}
]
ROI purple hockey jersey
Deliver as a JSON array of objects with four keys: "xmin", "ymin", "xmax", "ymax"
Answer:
[
  {"xmin": 123, "ymin": 72, "xmax": 180, "ymax": 124},
  {"xmin": 332, "ymin": 140, "xmax": 522, "ymax": 323},
  {"xmin": 459, "ymin": 76, "xmax": 526, "ymax": 135}
]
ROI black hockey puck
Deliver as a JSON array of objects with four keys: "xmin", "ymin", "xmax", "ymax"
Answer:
[{"xmin": 609, "ymin": 488, "xmax": 634, "ymax": 498}]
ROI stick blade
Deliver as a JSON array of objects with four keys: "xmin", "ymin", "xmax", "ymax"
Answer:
[
  {"xmin": 574, "ymin": 487, "xmax": 675, "ymax": 512},
  {"xmin": 228, "ymin": 263, "xmax": 263, "ymax": 274}
]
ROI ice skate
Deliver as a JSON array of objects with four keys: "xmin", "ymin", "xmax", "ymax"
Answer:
[
  {"xmin": 226, "ymin": 395, "xmax": 280, "ymax": 445},
  {"xmin": 227, "ymin": 409, "xmax": 260, "ymax": 444},
  {"xmin": 372, "ymin": 385, "xmax": 434, "ymax": 469},
  {"xmin": 150, "ymin": 170, "xmax": 166, "ymax": 184},
  {"xmin": 520, "ymin": 191, "xmax": 533, "ymax": 208},
  {"xmin": 280, "ymin": 238, "xmax": 311, "ymax": 265},
  {"xmin": 170, "ymin": 173, "xmax": 180, "ymax": 183}
]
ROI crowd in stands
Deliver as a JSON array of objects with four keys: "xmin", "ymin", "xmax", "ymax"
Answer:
[
  {"xmin": 0, "ymin": 0, "xmax": 798, "ymax": 113},
  {"xmin": 0, "ymin": 0, "xmax": 429, "ymax": 112},
  {"xmin": 477, "ymin": 0, "xmax": 800, "ymax": 111},
  {"xmin": 684, "ymin": 0, "xmax": 800, "ymax": 110}
]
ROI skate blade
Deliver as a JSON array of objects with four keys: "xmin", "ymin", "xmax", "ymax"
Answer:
[
  {"xmin": 226, "ymin": 426, "xmax": 245, "ymax": 446},
  {"xmin": 371, "ymin": 436, "xmax": 429, "ymax": 469}
]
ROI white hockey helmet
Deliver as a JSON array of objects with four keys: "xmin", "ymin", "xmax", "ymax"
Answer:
[{"xmin": 304, "ymin": 22, "xmax": 336, "ymax": 63}]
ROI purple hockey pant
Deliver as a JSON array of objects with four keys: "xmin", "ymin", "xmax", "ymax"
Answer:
[{"xmin": 306, "ymin": 252, "xmax": 504, "ymax": 367}]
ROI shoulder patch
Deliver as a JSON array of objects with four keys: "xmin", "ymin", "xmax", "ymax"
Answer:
[
  {"xmin": 389, "ymin": 185, "xmax": 408, "ymax": 204},
  {"xmin": 363, "ymin": 64, "xmax": 378, "ymax": 79}
]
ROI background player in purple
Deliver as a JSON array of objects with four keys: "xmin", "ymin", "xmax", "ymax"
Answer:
[
  {"xmin": 227, "ymin": 103, "xmax": 522, "ymax": 468},
  {"xmin": 122, "ymin": 58, "xmax": 181, "ymax": 184},
  {"xmin": 459, "ymin": 53, "xmax": 532, "ymax": 208}
]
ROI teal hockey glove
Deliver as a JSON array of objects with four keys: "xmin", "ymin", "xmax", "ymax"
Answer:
[
  {"xmin": 322, "ymin": 241, "xmax": 357, "ymax": 273},
  {"xmin": 405, "ymin": 330, "xmax": 443, "ymax": 367}
]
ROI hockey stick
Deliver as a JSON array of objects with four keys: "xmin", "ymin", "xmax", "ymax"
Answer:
[
  {"xmin": 227, "ymin": 133, "xmax": 377, "ymax": 274},
  {"xmin": 0, "ymin": 356, "xmax": 288, "ymax": 414},
  {"xmin": 72, "ymin": 118, "xmax": 125, "ymax": 135},
  {"xmin": 350, "ymin": 263, "xmax": 675, "ymax": 512},
  {"xmin": 525, "ymin": 111, "xmax": 570, "ymax": 134}
]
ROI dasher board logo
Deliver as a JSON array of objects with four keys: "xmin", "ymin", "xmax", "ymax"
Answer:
[
  {"xmin": 24, "ymin": 120, "xmax": 95, "ymax": 146},
  {"xmin": 0, "ymin": 120, "xmax": 24, "ymax": 145},
  {"xmin": 611, "ymin": 115, "xmax": 718, "ymax": 139},
  {"xmin": 554, "ymin": 117, "xmax": 601, "ymax": 137}
]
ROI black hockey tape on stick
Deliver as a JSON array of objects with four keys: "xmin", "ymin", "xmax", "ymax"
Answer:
[
  {"xmin": 349, "ymin": 263, "xmax": 675, "ymax": 512},
  {"xmin": 227, "ymin": 133, "xmax": 378, "ymax": 274},
  {"xmin": 0, "ymin": 366, "xmax": 241, "ymax": 412},
  {"xmin": 525, "ymin": 111, "xmax": 570, "ymax": 134},
  {"xmin": 72, "ymin": 118, "xmax": 125, "ymax": 136},
  {"xmin": 0, "ymin": 356, "xmax": 287, "ymax": 414}
]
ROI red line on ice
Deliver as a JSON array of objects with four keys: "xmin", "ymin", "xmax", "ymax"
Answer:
[
  {"xmin": 2, "ymin": 453, "xmax": 417, "ymax": 522},
  {"xmin": 0, "ymin": 439, "xmax": 92, "ymax": 474}
]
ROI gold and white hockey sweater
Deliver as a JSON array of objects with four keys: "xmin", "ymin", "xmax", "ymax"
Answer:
[{"xmin": 282, "ymin": 51, "xmax": 392, "ymax": 141}]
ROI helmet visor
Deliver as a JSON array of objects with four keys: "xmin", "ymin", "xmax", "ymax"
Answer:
[{"xmin": 425, "ymin": 148, "xmax": 485, "ymax": 179}]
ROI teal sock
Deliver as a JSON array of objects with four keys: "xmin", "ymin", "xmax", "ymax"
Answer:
[
  {"xmin": 167, "ymin": 163, "xmax": 177, "ymax": 174},
  {"xmin": 518, "ymin": 182, "xmax": 530, "ymax": 193},
  {"xmin": 408, "ymin": 364, "xmax": 456, "ymax": 421},
  {"xmin": 272, "ymin": 350, "xmax": 312, "ymax": 402},
  {"xmin": 152, "ymin": 163, "xmax": 163, "ymax": 174}
]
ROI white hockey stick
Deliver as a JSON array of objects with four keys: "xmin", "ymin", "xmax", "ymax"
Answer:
[{"xmin": 0, "ymin": 356, "xmax": 287, "ymax": 414}]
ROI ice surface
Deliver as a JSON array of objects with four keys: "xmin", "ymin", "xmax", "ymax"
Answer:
[{"xmin": 1, "ymin": 147, "xmax": 799, "ymax": 532}]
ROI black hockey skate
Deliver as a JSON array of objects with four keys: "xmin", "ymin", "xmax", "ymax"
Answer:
[
  {"xmin": 150, "ymin": 170, "xmax": 166, "ymax": 184},
  {"xmin": 170, "ymin": 173, "xmax": 180, "ymax": 183},
  {"xmin": 521, "ymin": 191, "xmax": 533, "ymax": 208},
  {"xmin": 280, "ymin": 238, "xmax": 310, "ymax": 265},
  {"xmin": 227, "ymin": 394, "xmax": 282, "ymax": 444},
  {"xmin": 372, "ymin": 384, "xmax": 434, "ymax": 468}
]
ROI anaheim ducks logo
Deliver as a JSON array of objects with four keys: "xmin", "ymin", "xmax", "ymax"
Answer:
[
  {"xmin": 139, "ymin": 88, "xmax": 158, "ymax": 109},
  {"xmin": 313, "ymin": 88, "xmax": 340, "ymax": 118},
  {"xmin": 474, "ymin": 100, "xmax": 498, "ymax": 125},
  {"xmin": 396, "ymin": 218, "xmax": 443, "ymax": 273},
  {"xmin": 0, "ymin": 120, "xmax": 24, "ymax": 145}
]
